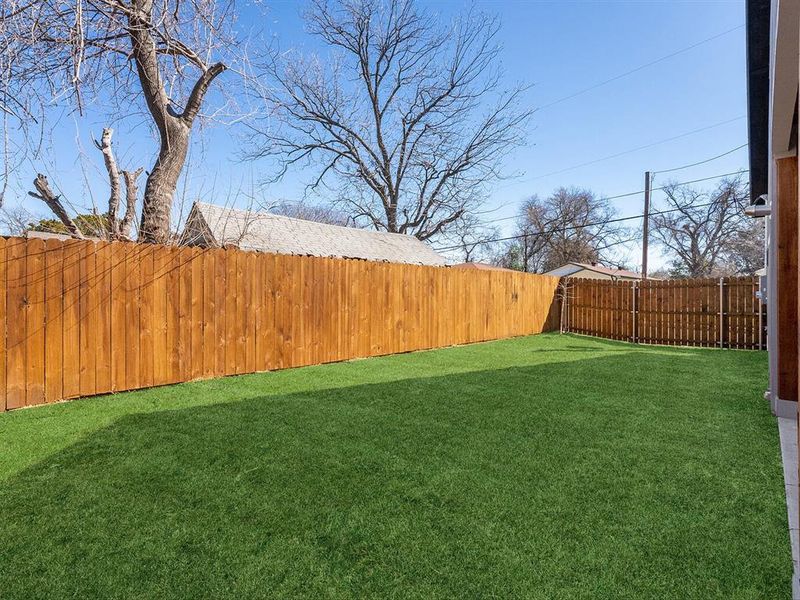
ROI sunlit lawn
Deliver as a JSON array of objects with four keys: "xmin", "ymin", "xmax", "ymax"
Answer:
[{"xmin": 0, "ymin": 333, "xmax": 790, "ymax": 599}]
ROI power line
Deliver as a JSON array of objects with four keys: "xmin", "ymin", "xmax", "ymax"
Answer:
[
  {"xmin": 653, "ymin": 143, "xmax": 748, "ymax": 175},
  {"xmin": 603, "ymin": 169, "xmax": 748, "ymax": 200},
  {"xmin": 536, "ymin": 24, "xmax": 744, "ymax": 111},
  {"xmin": 434, "ymin": 200, "xmax": 718, "ymax": 252},
  {"xmin": 514, "ymin": 116, "xmax": 746, "ymax": 183},
  {"xmin": 482, "ymin": 118, "xmax": 747, "ymax": 215},
  {"xmin": 476, "ymin": 169, "xmax": 749, "ymax": 226}
]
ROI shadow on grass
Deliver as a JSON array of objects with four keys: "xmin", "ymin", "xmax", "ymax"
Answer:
[
  {"xmin": 0, "ymin": 333, "xmax": 637, "ymax": 484},
  {"xmin": 0, "ymin": 349, "xmax": 788, "ymax": 600}
]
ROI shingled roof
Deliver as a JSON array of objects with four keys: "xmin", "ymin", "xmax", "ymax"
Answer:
[{"xmin": 182, "ymin": 202, "xmax": 447, "ymax": 266}]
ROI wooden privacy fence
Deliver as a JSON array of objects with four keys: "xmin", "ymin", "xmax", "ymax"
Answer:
[
  {"xmin": 562, "ymin": 276, "xmax": 765, "ymax": 349},
  {"xmin": 0, "ymin": 237, "xmax": 560, "ymax": 411}
]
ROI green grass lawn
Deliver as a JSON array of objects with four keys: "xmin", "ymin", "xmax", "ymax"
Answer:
[{"xmin": 0, "ymin": 333, "xmax": 790, "ymax": 599}]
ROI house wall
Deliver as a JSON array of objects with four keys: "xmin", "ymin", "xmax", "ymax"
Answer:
[
  {"xmin": 763, "ymin": 0, "xmax": 799, "ymax": 417},
  {"xmin": 776, "ymin": 156, "xmax": 798, "ymax": 405}
]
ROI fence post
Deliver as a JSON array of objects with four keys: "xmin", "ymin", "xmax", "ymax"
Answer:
[
  {"xmin": 631, "ymin": 281, "xmax": 637, "ymax": 344},
  {"xmin": 718, "ymin": 277, "xmax": 724, "ymax": 349}
]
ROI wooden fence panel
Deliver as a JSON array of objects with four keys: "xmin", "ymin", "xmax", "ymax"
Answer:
[
  {"xmin": 0, "ymin": 239, "xmax": 6, "ymax": 411},
  {"xmin": 564, "ymin": 275, "xmax": 764, "ymax": 350},
  {"xmin": 0, "ymin": 237, "xmax": 561, "ymax": 411}
]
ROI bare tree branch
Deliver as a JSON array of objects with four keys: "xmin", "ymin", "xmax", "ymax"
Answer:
[
  {"xmin": 248, "ymin": 0, "xmax": 530, "ymax": 241},
  {"xmin": 27, "ymin": 174, "xmax": 85, "ymax": 238}
]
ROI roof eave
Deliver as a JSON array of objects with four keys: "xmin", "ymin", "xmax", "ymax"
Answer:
[{"xmin": 746, "ymin": 0, "xmax": 771, "ymax": 203}]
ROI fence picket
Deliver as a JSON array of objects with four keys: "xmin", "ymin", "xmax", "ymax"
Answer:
[
  {"xmin": 44, "ymin": 240, "xmax": 63, "ymax": 402},
  {"xmin": 25, "ymin": 238, "xmax": 46, "ymax": 406}
]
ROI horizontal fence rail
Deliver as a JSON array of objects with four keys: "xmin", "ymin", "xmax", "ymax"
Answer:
[
  {"xmin": 0, "ymin": 237, "xmax": 560, "ymax": 411},
  {"xmin": 563, "ymin": 276, "xmax": 765, "ymax": 350}
]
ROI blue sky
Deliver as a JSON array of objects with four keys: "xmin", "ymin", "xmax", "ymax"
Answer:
[{"xmin": 6, "ymin": 0, "xmax": 747, "ymax": 268}]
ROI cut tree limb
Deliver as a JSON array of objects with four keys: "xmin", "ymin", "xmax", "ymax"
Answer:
[
  {"xmin": 120, "ymin": 167, "xmax": 144, "ymax": 240},
  {"xmin": 94, "ymin": 127, "xmax": 121, "ymax": 237},
  {"xmin": 28, "ymin": 174, "xmax": 85, "ymax": 239}
]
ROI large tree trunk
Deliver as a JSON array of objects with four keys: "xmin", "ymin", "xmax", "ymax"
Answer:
[
  {"xmin": 139, "ymin": 118, "xmax": 190, "ymax": 244},
  {"xmin": 127, "ymin": 0, "xmax": 224, "ymax": 245}
]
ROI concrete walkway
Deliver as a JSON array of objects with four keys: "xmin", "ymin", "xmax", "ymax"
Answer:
[{"xmin": 777, "ymin": 416, "xmax": 799, "ymax": 599}]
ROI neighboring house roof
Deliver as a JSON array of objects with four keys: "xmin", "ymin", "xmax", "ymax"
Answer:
[
  {"xmin": 25, "ymin": 231, "xmax": 76, "ymax": 241},
  {"xmin": 544, "ymin": 262, "xmax": 643, "ymax": 280},
  {"xmin": 451, "ymin": 262, "xmax": 518, "ymax": 273},
  {"xmin": 25, "ymin": 231, "xmax": 101, "ymax": 242},
  {"xmin": 182, "ymin": 202, "xmax": 447, "ymax": 266}
]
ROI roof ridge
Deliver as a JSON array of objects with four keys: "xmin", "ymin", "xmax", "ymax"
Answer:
[
  {"xmin": 570, "ymin": 261, "xmax": 640, "ymax": 275},
  {"xmin": 194, "ymin": 202, "xmax": 423, "ymax": 240}
]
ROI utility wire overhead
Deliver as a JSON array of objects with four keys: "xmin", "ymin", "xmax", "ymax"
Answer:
[
  {"xmin": 483, "ymin": 117, "xmax": 747, "ymax": 214},
  {"xmin": 435, "ymin": 199, "xmax": 721, "ymax": 253},
  {"xmin": 536, "ymin": 24, "xmax": 744, "ymax": 111},
  {"xmin": 652, "ymin": 143, "xmax": 749, "ymax": 175},
  {"xmin": 477, "ymin": 169, "xmax": 749, "ymax": 226},
  {"xmin": 511, "ymin": 116, "xmax": 746, "ymax": 185},
  {"xmin": 601, "ymin": 170, "xmax": 748, "ymax": 201}
]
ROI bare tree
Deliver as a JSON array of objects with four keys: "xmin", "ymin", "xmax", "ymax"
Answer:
[
  {"xmin": 1, "ymin": 0, "xmax": 241, "ymax": 242},
  {"xmin": 270, "ymin": 200, "xmax": 351, "ymax": 226},
  {"xmin": 651, "ymin": 176, "xmax": 749, "ymax": 278},
  {"xmin": 439, "ymin": 214, "xmax": 499, "ymax": 262},
  {"xmin": 721, "ymin": 218, "xmax": 765, "ymax": 276},
  {"xmin": 249, "ymin": 0, "xmax": 530, "ymax": 241},
  {"xmin": 0, "ymin": 205, "xmax": 35, "ymax": 236},
  {"xmin": 494, "ymin": 188, "xmax": 632, "ymax": 273}
]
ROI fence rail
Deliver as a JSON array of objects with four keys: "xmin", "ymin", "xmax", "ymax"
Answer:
[
  {"xmin": 0, "ymin": 237, "xmax": 561, "ymax": 411},
  {"xmin": 563, "ymin": 276, "xmax": 765, "ymax": 350}
]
